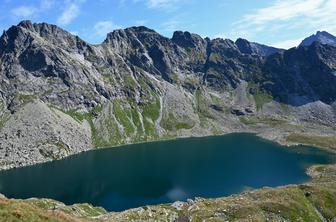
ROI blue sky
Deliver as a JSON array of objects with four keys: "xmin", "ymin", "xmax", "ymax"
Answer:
[{"xmin": 1, "ymin": 0, "xmax": 336, "ymax": 48}]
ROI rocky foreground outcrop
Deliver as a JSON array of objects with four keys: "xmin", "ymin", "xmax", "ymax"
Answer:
[
  {"xmin": 0, "ymin": 164, "xmax": 335, "ymax": 221},
  {"xmin": 0, "ymin": 20, "xmax": 335, "ymax": 169}
]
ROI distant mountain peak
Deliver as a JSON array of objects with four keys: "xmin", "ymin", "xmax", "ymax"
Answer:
[
  {"xmin": 104, "ymin": 25, "xmax": 160, "ymax": 44},
  {"xmin": 172, "ymin": 31, "xmax": 206, "ymax": 48},
  {"xmin": 17, "ymin": 20, "xmax": 34, "ymax": 29},
  {"xmin": 300, "ymin": 31, "xmax": 336, "ymax": 47},
  {"xmin": 235, "ymin": 38, "xmax": 283, "ymax": 57},
  {"xmin": 316, "ymin": 31, "xmax": 334, "ymax": 37},
  {"xmin": 126, "ymin": 26, "xmax": 157, "ymax": 33},
  {"xmin": 0, "ymin": 20, "xmax": 87, "ymax": 54},
  {"xmin": 5, "ymin": 20, "xmax": 74, "ymax": 39}
]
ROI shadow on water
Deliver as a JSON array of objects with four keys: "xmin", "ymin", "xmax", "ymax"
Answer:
[{"xmin": 0, "ymin": 133, "xmax": 335, "ymax": 211}]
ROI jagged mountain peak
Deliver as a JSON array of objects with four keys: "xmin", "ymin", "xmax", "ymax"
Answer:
[
  {"xmin": 0, "ymin": 20, "xmax": 88, "ymax": 54},
  {"xmin": 104, "ymin": 25, "xmax": 161, "ymax": 44},
  {"xmin": 15, "ymin": 20, "xmax": 71, "ymax": 36},
  {"xmin": 126, "ymin": 26, "xmax": 157, "ymax": 33},
  {"xmin": 300, "ymin": 31, "xmax": 336, "ymax": 47},
  {"xmin": 17, "ymin": 20, "xmax": 34, "ymax": 29},
  {"xmin": 235, "ymin": 38, "xmax": 283, "ymax": 57},
  {"xmin": 316, "ymin": 30, "xmax": 333, "ymax": 36},
  {"xmin": 172, "ymin": 30, "xmax": 207, "ymax": 48}
]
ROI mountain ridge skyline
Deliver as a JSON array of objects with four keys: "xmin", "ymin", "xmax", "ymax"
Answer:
[
  {"xmin": 6, "ymin": 20, "xmax": 336, "ymax": 50},
  {"xmin": 2, "ymin": 0, "xmax": 335, "ymax": 49}
]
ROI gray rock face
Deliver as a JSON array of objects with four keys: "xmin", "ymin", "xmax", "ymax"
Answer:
[
  {"xmin": 300, "ymin": 31, "xmax": 336, "ymax": 47},
  {"xmin": 0, "ymin": 101, "xmax": 91, "ymax": 169},
  {"xmin": 263, "ymin": 42, "xmax": 336, "ymax": 104},
  {"xmin": 0, "ymin": 21, "xmax": 335, "ymax": 169},
  {"xmin": 235, "ymin": 38, "xmax": 283, "ymax": 57}
]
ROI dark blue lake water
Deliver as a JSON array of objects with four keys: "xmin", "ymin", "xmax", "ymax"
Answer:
[{"xmin": 0, "ymin": 133, "xmax": 334, "ymax": 211}]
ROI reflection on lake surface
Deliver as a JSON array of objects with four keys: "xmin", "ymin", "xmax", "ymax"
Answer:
[{"xmin": 0, "ymin": 133, "xmax": 335, "ymax": 211}]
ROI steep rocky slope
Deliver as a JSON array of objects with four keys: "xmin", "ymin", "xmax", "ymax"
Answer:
[
  {"xmin": 0, "ymin": 20, "xmax": 335, "ymax": 169},
  {"xmin": 1, "ymin": 164, "xmax": 335, "ymax": 221},
  {"xmin": 0, "ymin": 101, "xmax": 91, "ymax": 169}
]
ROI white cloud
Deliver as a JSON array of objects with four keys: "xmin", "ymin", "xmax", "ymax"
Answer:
[
  {"xmin": 229, "ymin": 0, "xmax": 336, "ymax": 46},
  {"xmin": 131, "ymin": 0, "xmax": 186, "ymax": 10},
  {"xmin": 10, "ymin": 0, "xmax": 55, "ymax": 19},
  {"xmin": 147, "ymin": 0, "xmax": 179, "ymax": 8},
  {"xmin": 160, "ymin": 19, "xmax": 180, "ymax": 32},
  {"xmin": 93, "ymin": 20, "xmax": 120, "ymax": 37},
  {"xmin": 240, "ymin": 0, "xmax": 325, "ymax": 25},
  {"xmin": 271, "ymin": 38, "xmax": 303, "ymax": 49},
  {"xmin": 157, "ymin": 13, "xmax": 194, "ymax": 36},
  {"xmin": 57, "ymin": 3, "xmax": 80, "ymax": 25},
  {"xmin": 11, "ymin": 6, "xmax": 37, "ymax": 18},
  {"xmin": 40, "ymin": 0, "xmax": 55, "ymax": 10}
]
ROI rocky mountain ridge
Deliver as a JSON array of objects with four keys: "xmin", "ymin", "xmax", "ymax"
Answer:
[
  {"xmin": 300, "ymin": 31, "xmax": 336, "ymax": 47},
  {"xmin": 0, "ymin": 20, "xmax": 335, "ymax": 169},
  {"xmin": 235, "ymin": 38, "xmax": 283, "ymax": 57}
]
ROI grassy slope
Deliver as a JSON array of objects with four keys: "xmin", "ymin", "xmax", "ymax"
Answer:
[
  {"xmin": 0, "ymin": 198, "xmax": 91, "ymax": 222},
  {"xmin": 287, "ymin": 134, "xmax": 336, "ymax": 151}
]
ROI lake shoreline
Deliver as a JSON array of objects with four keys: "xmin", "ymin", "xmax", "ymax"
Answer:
[
  {"xmin": 0, "ymin": 163, "xmax": 335, "ymax": 221},
  {"xmin": 1, "ymin": 125, "xmax": 335, "ymax": 172}
]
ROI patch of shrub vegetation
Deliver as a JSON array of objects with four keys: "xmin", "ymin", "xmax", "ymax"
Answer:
[
  {"xmin": 239, "ymin": 117, "xmax": 257, "ymax": 125},
  {"xmin": 160, "ymin": 113, "xmax": 194, "ymax": 131},
  {"xmin": 248, "ymin": 82, "xmax": 273, "ymax": 110}
]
